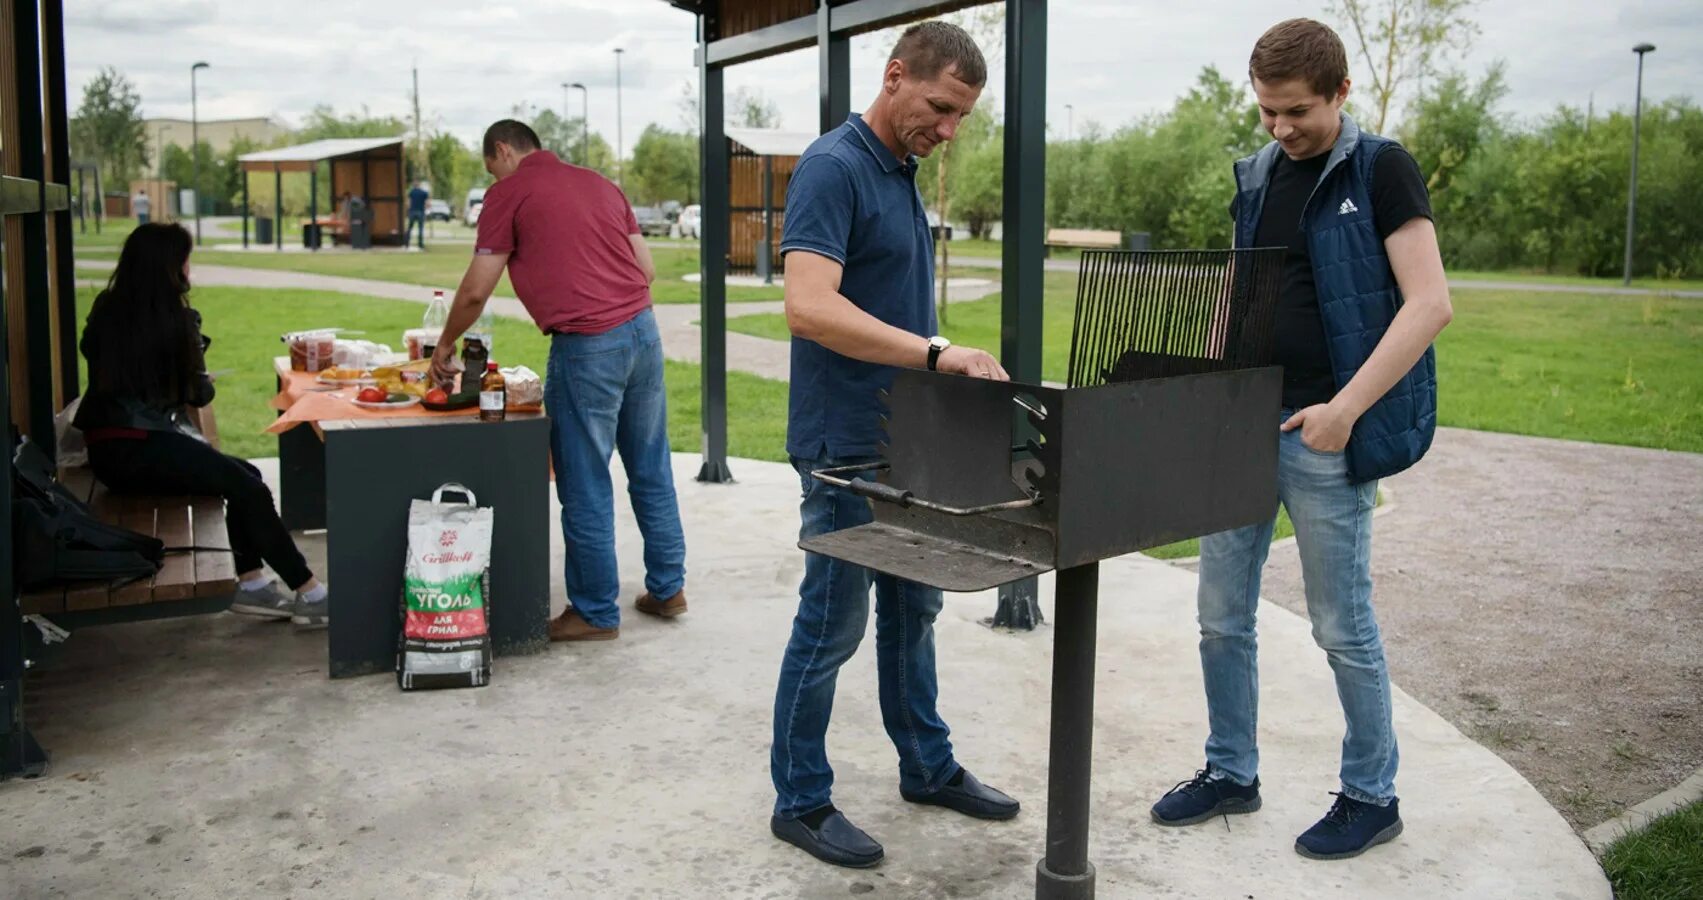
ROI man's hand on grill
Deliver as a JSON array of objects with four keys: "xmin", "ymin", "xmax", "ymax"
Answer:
[
  {"xmin": 1281, "ymin": 401, "xmax": 1355, "ymax": 453},
  {"xmin": 935, "ymin": 346, "xmax": 1010, "ymax": 381}
]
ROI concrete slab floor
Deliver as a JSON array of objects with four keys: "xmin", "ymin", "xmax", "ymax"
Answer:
[{"xmin": 1, "ymin": 455, "xmax": 1608, "ymax": 899}]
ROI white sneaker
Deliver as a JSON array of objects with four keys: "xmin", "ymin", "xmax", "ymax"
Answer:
[
  {"xmin": 229, "ymin": 582, "xmax": 294, "ymax": 619},
  {"xmin": 292, "ymin": 590, "xmax": 329, "ymax": 630}
]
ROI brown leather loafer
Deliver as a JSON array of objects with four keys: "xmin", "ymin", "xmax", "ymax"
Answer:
[
  {"xmin": 549, "ymin": 608, "xmax": 618, "ymax": 642},
  {"xmin": 634, "ymin": 589, "xmax": 688, "ymax": 619}
]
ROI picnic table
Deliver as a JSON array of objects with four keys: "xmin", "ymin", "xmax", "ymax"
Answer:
[{"xmin": 271, "ymin": 358, "xmax": 551, "ymax": 678}]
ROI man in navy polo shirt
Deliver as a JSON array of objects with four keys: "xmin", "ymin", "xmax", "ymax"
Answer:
[{"xmin": 768, "ymin": 21, "xmax": 1019, "ymax": 869}]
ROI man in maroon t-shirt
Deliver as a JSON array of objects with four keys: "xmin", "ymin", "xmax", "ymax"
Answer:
[{"xmin": 432, "ymin": 119, "xmax": 687, "ymax": 643}]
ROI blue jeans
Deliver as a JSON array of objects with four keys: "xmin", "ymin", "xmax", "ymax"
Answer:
[
  {"xmin": 544, "ymin": 308, "xmax": 686, "ymax": 629},
  {"xmin": 771, "ymin": 455, "xmax": 959, "ymax": 819},
  {"xmin": 1195, "ymin": 410, "xmax": 1397, "ymax": 805},
  {"xmin": 405, "ymin": 212, "xmax": 426, "ymax": 248}
]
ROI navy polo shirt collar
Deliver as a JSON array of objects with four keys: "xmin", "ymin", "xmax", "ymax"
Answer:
[{"xmin": 846, "ymin": 114, "xmax": 915, "ymax": 175}]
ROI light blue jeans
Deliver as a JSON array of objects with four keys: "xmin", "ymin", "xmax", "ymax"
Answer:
[
  {"xmin": 1195, "ymin": 410, "xmax": 1397, "ymax": 805},
  {"xmin": 544, "ymin": 308, "xmax": 686, "ymax": 629}
]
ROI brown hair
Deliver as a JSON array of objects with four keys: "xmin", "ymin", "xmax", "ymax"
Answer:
[
  {"xmin": 482, "ymin": 119, "xmax": 541, "ymax": 158},
  {"xmin": 890, "ymin": 20, "xmax": 987, "ymax": 87},
  {"xmin": 1248, "ymin": 18, "xmax": 1349, "ymax": 98}
]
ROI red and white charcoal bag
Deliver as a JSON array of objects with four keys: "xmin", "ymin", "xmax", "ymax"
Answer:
[{"xmin": 396, "ymin": 483, "xmax": 494, "ymax": 690}]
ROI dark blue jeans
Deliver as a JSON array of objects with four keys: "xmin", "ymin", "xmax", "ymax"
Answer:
[
  {"xmin": 544, "ymin": 308, "xmax": 686, "ymax": 629},
  {"xmin": 405, "ymin": 212, "xmax": 426, "ymax": 248},
  {"xmin": 770, "ymin": 454, "xmax": 959, "ymax": 819}
]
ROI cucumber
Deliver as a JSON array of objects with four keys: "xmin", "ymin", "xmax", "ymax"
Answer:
[{"xmin": 386, "ymin": 392, "xmax": 409, "ymax": 403}]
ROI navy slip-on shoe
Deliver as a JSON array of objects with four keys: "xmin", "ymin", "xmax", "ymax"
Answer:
[
  {"xmin": 1150, "ymin": 764, "xmax": 1262, "ymax": 826},
  {"xmin": 771, "ymin": 810, "xmax": 884, "ymax": 868},
  {"xmin": 901, "ymin": 769, "xmax": 1020, "ymax": 821},
  {"xmin": 1295, "ymin": 793, "xmax": 1403, "ymax": 860}
]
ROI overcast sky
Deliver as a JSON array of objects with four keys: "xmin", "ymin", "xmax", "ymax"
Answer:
[{"xmin": 67, "ymin": 0, "xmax": 1699, "ymax": 151}]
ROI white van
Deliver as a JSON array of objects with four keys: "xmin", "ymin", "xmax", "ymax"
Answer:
[{"xmin": 464, "ymin": 187, "xmax": 486, "ymax": 226}]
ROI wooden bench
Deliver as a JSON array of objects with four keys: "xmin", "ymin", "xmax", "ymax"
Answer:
[
  {"xmin": 1044, "ymin": 228, "xmax": 1124, "ymax": 254},
  {"xmin": 18, "ymin": 468, "xmax": 238, "ymax": 617},
  {"xmin": 19, "ymin": 405, "xmax": 237, "ymax": 620}
]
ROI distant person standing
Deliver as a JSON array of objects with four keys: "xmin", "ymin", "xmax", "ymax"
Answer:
[
  {"xmin": 406, "ymin": 181, "xmax": 429, "ymax": 249},
  {"xmin": 133, "ymin": 190, "xmax": 151, "ymax": 225},
  {"xmin": 430, "ymin": 119, "xmax": 688, "ymax": 643}
]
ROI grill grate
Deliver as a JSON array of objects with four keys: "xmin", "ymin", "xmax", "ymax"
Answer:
[{"xmin": 1067, "ymin": 248, "xmax": 1285, "ymax": 388}]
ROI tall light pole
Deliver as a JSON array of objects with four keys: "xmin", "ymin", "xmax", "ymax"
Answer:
[
  {"xmin": 190, "ymin": 61, "xmax": 209, "ymax": 245},
  {"xmin": 1623, "ymin": 42, "xmax": 1655, "ymax": 286},
  {"xmin": 1065, "ymin": 103, "xmax": 1074, "ymax": 142},
  {"xmin": 568, "ymin": 82, "xmax": 589, "ymax": 166},
  {"xmin": 614, "ymin": 47, "xmax": 625, "ymax": 192}
]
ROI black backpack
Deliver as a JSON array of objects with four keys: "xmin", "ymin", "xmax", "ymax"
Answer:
[{"xmin": 11, "ymin": 438, "xmax": 163, "ymax": 591}]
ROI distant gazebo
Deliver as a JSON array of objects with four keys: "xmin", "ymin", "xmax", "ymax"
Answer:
[
  {"xmin": 236, "ymin": 137, "xmax": 408, "ymax": 250},
  {"xmin": 725, "ymin": 127, "xmax": 816, "ymax": 276}
]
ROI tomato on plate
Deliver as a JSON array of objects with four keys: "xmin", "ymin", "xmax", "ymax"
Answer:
[
  {"xmin": 356, "ymin": 387, "xmax": 387, "ymax": 403},
  {"xmin": 425, "ymin": 388, "xmax": 449, "ymax": 405}
]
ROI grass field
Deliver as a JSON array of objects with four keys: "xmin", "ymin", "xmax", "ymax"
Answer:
[
  {"xmin": 76, "ymin": 286, "xmax": 790, "ymax": 465},
  {"xmin": 1600, "ymin": 800, "xmax": 1703, "ymax": 900},
  {"xmin": 730, "ymin": 276, "xmax": 1703, "ymax": 454}
]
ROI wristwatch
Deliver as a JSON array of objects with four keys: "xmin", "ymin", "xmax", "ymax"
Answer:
[{"xmin": 926, "ymin": 335, "xmax": 951, "ymax": 371}]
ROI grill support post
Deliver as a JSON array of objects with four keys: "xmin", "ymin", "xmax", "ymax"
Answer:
[{"xmin": 1036, "ymin": 562, "xmax": 1099, "ymax": 899}]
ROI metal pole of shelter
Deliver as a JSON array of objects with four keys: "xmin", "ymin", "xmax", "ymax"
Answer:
[
  {"xmin": 695, "ymin": 15, "xmax": 732, "ymax": 484},
  {"xmin": 818, "ymin": 0, "xmax": 849, "ymax": 133},
  {"xmin": 13, "ymin": 0, "xmax": 56, "ymax": 447},
  {"xmin": 273, "ymin": 164, "xmax": 282, "ymax": 251},
  {"xmin": 43, "ymin": 0, "xmax": 77, "ymax": 402},
  {"xmin": 995, "ymin": 0, "xmax": 1047, "ymax": 631},
  {"xmin": 241, "ymin": 168, "xmax": 248, "ymax": 248},
  {"xmin": 309, "ymin": 166, "xmax": 318, "ymax": 251},
  {"xmin": 760, "ymin": 154, "xmax": 774, "ymax": 284}
]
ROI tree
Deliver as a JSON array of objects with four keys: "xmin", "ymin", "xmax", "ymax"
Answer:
[
  {"xmin": 1399, "ymin": 63, "xmax": 1506, "ymax": 195},
  {"xmin": 510, "ymin": 104, "xmax": 616, "ymax": 177},
  {"xmin": 71, "ymin": 66, "xmax": 148, "ymax": 191},
  {"xmin": 424, "ymin": 131, "xmax": 486, "ymax": 215},
  {"xmin": 628, "ymin": 125, "xmax": 698, "ymax": 205},
  {"xmin": 1326, "ymin": 0, "xmax": 1480, "ymax": 133},
  {"xmin": 730, "ymin": 87, "xmax": 781, "ymax": 129},
  {"xmin": 293, "ymin": 105, "xmax": 408, "ymax": 140}
]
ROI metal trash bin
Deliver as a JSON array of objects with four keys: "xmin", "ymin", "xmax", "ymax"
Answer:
[
  {"xmin": 348, "ymin": 198, "xmax": 371, "ymax": 250},
  {"xmin": 302, "ymin": 223, "xmax": 322, "ymax": 249},
  {"xmin": 255, "ymin": 217, "xmax": 273, "ymax": 245},
  {"xmin": 801, "ymin": 247, "xmax": 1285, "ymax": 899},
  {"xmin": 1125, "ymin": 231, "xmax": 1151, "ymax": 251}
]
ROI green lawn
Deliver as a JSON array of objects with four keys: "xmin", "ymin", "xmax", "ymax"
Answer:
[
  {"xmin": 1447, "ymin": 269, "xmax": 1703, "ymax": 293},
  {"xmin": 1600, "ymin": 800, "xmax": 1703, "ymax": 900},
  {"xmin": 733, "ymin": 277, "xmax": 1703, "ymax": 453},
  {"xmin": 172, "ymin": 244, "xmax": 782, "ymax": 306},
  {"xmin": 76, "ymin": 285, "xmax": 790, "ymax": 464}
]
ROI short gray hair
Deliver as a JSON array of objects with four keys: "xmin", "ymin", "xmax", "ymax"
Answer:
[{"xmin": 889, "ymin": 21, "xmax": 987, "ymax": 87}]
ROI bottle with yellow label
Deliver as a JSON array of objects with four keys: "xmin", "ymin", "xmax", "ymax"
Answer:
[{"xmin": 479, "ymin": 362, "xmax": 506, "ymax": 422}]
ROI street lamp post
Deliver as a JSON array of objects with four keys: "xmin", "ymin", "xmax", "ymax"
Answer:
[
  {"xmin": 190, "ymin": 61, "xmax": 209, "ymax": 246},
  {"xmin": 569, "ymin": 82, "xmax": 589, "ymax": 166},
  {"xmin": 1065, "ymin": 103, "xmax": 1073, "ymax": 142},
  {"xmin": 614, "ymin": 47, "xmax": 625, "ymax": 191},
  {"xmin": 1623, "ymin": 42, "xmax": 1655, "ymax": 286}
]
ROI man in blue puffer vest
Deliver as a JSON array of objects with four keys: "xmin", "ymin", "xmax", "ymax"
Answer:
[{"xmin": 1149, "ymin": 18, "xmax": 1454, "ymax": 861}]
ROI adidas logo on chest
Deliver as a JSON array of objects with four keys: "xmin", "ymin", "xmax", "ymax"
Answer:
[{"xmin": 1338, "ymin": 198, "xmax": 1360, "ymax": 215}]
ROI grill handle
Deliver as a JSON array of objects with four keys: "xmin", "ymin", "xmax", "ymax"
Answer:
[{"xmin": 810, "ymin": 462, "xmax": 1042, "ymax": 518}]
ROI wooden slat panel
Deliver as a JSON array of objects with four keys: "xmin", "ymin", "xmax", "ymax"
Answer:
[
  {"xmin": 191, "ymin": 497, "xmax": 236, "ymax": 596},
  {"xmin": 110, "ymin": 505, "xmax": 156, "ymax": 605},
  {"xmin": 21, "ymin": 589, "xmax": 64, "ymax": 614},
  {"xmin": 152, "ymin": 501, "xmax": 196, "ymax": 601},
  {"xmin": 63, "ymin": 580, "xmax": 112, "ymax": 611}
]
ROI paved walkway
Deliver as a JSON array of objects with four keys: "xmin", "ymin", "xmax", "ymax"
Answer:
[{"xmin": 2, "ymin": 454, "xmax": 1608, "ymax": 898}]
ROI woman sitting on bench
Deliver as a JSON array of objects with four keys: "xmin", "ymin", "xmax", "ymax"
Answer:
[{"xmin": 73, "ymin": 222, "xmax": 331, "ymax": 629}]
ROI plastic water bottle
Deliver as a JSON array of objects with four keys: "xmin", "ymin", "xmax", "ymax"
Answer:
[
  {"xmin": 422, "ymin": 290, "xmax": 449, "ymax": 331},
  {"xmin": 468, "ymin": 306, "xmax": 495, "ymax": 357}
]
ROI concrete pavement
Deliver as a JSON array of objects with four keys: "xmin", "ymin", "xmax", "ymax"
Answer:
[{"xmin": 0, "ymin": 454, "xmax": 1610, "ymax": 899}]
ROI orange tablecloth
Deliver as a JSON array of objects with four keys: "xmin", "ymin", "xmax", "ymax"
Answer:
[{"xmin": 269, "ymin": 358, "xmax": 541, "ymax": 435}]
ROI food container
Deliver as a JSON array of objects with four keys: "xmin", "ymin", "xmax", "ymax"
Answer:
[
  {"xmin": 284, "ymin": 329, "xmax": 339, "ymax": 372},
  {"xmin": 402, "ymin": 328, "xmax": 439, "ymax": 361}
]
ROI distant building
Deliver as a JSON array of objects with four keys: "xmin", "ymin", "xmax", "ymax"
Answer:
[{"xmin": 143, "ymin": 116, "xmax": 290, "ymax": 155}]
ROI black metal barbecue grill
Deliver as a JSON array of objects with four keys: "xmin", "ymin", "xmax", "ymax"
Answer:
[{"xmin": 803, "ymin": 247, "xmax": 1285, "ymax": 899}]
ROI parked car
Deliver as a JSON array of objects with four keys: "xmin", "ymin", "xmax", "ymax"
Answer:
[
  {"xmin": 632, "ymin": 205, "xmax": 671, "ymax": 238},
  {"xmin": 676, "ymin": 204, "xmax": 701, "ymax": 240},
  {"xmin": 464, "ymin": 188, "xmax": 486, "ymax": 226},
  {"xmin": 425, "ymin": 199, "xmax": 452, "ymax": 222}
]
